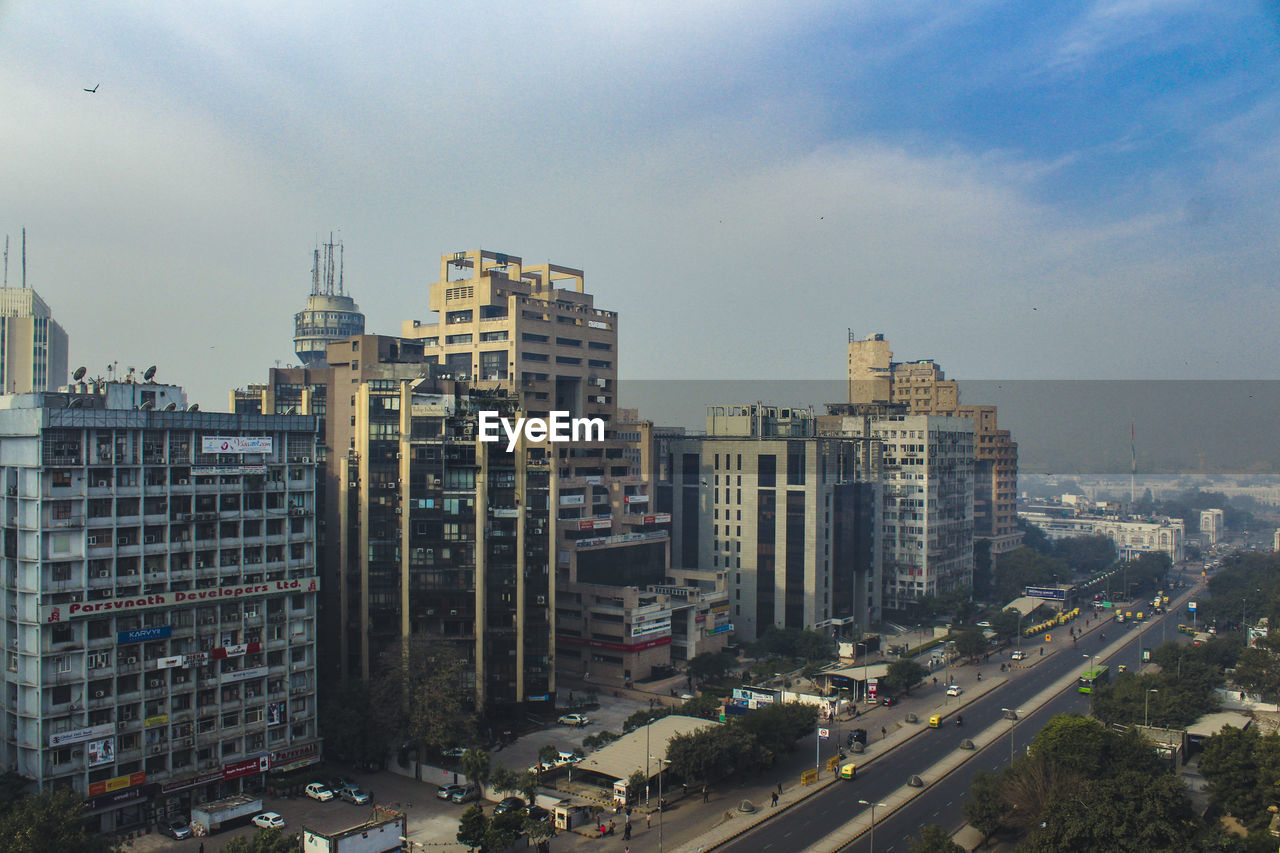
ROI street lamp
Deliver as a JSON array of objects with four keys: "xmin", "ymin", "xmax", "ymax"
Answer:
[
  {"xmin": 1145, "ymin": 688, "xmax": 1159, "ymax": 727},
  {"xmin": 1001, "ymin": 708, "xmax": 1024, "ymax": 764},
  {"xmin": 651, "ymin": 755, "xmax": 671, "ymax": 853},
  {"xmin": 858, "ymin": 799, "xmax": 888, "ymax": 853},
  {"xmin": 856, "ymin": 641, "xmax": 868, "ymax": 704}
]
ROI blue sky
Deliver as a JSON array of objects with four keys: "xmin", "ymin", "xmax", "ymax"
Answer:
[{"xmin": 0, "ymin": 0, "xmax": 1277, "ymax": 406}]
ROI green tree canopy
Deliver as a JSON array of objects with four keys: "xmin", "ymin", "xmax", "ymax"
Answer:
[
  {"xmin": 456, "ymin": 803, "xmax": 488, "ymax": 851},
  {"xmin": 460, "ymin": 748, "xmax": 491, "ymax": 791},
  {"xmin": 221, "ymin": 829, "xmax": 299, "ymax": 853},
  {"xmin": 953, "ymin": 628, "xmax": 988, "ymax": 661},
  {"xmin": 666, "ymin": 723, "xmax": 765, "ymax": 782},
  {"xmin": 910, "ymin": 824, "xmax": 963, "ymax": 853},
  {"xmin": 0, "ymin": 788, "xmax": 117, "ymax": 853},
  {"xmin": 880, "ymin": 659, "xmax": 928, "ymax": 696},
  {"xmin": 687, "ymin": 651, "xmax": 736, "ymax": 684},
  {"xmin": 373, "ymin": 636, "xmax": 476, "ymax": 756},
  {"xmin": 733, "ymin": 702, "xmax": 816, "ymax": 762}
]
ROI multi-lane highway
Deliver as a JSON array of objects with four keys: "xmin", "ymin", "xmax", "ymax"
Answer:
[{"xmin": 717, "ymin": 591, "xmax": 1196, "ymax": 853}]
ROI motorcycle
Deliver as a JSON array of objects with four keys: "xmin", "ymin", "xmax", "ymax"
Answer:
[{"xmin": 955, "ymin": 715, "xmax": 964, "ymax": 727}]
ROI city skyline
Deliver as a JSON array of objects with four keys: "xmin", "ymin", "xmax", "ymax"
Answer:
[{"xmin": 2, "ymin": 2, "xmax": 1278, "ymax": 408}]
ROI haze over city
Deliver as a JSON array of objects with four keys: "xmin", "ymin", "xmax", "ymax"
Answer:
[{"xmin": 3, "ymin": 1, "xmax": 1279, "ymax": 409}]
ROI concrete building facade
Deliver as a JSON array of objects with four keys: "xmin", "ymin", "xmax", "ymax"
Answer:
[
  {"xmin": 1199, "ymin": 508, "xmax": 1225, "ymax": 545},
  {"xmin": 293, "ymin": 238, "xmax": 365, "ymax": 368},
  {"xmin": 658, "ymin": 405, "xmax": 882, "ymax": 643},
  {"xmin": 0, "ymin": 382, "xmax": 320, "ymax": 834},
  {"xmin": 1019, "ymin": 510, "xmax": 1185, "ymax": 563},
  {"xmin": 0, "ymin": 287, "xmax": 68, "ymax": 394}
]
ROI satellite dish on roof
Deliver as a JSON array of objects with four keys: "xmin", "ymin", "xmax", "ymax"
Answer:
[
  {"xmin": 187, "ymin": 403, "xmax": 199, "ymax": 412},
  {"xmin": 163, "ymin": 402, "xmax": 177, "ymax": 411},
  {"xmin": 72, "ymin": 366, "xmax": 87, "ymax": 381},
  {"xmin": 143, "ymin": 365, "xmax": 157, "ymax": 382}
]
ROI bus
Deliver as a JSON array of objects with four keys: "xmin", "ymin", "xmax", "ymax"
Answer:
[{"xmin": 1078, "ymin": 666, "xmax": 1110, "ymax": 693}]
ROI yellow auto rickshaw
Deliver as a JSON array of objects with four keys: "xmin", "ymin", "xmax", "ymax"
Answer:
[
  {"xmin": 928, "ymin": 714, "xmax": 941, "ymax": 728},
  {"xmin": 840, "ymin": 762, "xmax": 857, "ymax": 780}
]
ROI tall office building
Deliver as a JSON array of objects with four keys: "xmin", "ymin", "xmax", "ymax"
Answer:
[
  {"xmin": 0, "ymin": 379, "xmax": 320, "ymax": 834},
  {"xmin": 847, "ymin": 332, "xmax": 1020, "ymax": 559},
  {"xmin": 293, "ymin": 236, "xmax": 365, "ymax": 367},
  {"xmin": 658, "ymin": 404, "xmax": 882, "ymax": 643},
  {"xmin": 821, "ymin": 407, "xmax": 974, "ymax": 611},
  {"xmin": 0, "ymin": 287, "xmax": 69, "ymax": 393}
]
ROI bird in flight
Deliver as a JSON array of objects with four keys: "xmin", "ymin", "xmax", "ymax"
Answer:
[{"xmin": 83, "ymin": 83, "xmax": 99, "ymax": 93}]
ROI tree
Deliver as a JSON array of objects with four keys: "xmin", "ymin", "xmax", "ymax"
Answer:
[
  {"xmin": 991, "ymin": 608, "xmax": 1022, "ymax": 640},
  {"xmin": 517, "ymin": 770, "xmax": 540, "ymax": 804},
  {"xmin": 953, "ymin": 628, "xmax": 988, "ymax": 661},
  {"xmin": 623, "ymin": 706, "xmax": 672, "ymax": 732},
  {"xmin": 627, "ymin": 770, "xmax": 648, "ymax": 802},
  {"xmin": 1051, "ymin": 534, "xmax": 1116, "ymax": 575},
  {"xmin": 1231, "ymin": 646, "xmax": 1280, "ymax": 701},
  {"xmin": 457, "ymin": 803, "xmax": 489, "ymax": 851},
  {"xmin": 963, "ymin": 770, "xmax": 1004, "ymax": 835},
  {"xmin": 221, "ymin": 829, "xmax": 299, "ymax": 853},
  {"xmin": 483, "ymin": 809, "xmax": 525, "ymax": 851},
  {"xmin": 373, "ymin": 636, "xmax": 476, "ymax": 761},
  {"xmin": 910, "ymin": 824, "xmax": 963, "ymax": 853},
  {"xmin": 319, "ymin": 679, "xmax": 387, "ymax": 767},
  {"xmin": 1199, "ymin": 725, "xmax": 1277, "ymax": 826},
  {"xmin": 536, "ymin": 743, "xmax": 560, "ymax": 774},
  {"xmin": 526, "ymin": 813, "xmax": 556, "ymax": 848},
  {"xmin": 734, "ymin": 703, "xmax": 816, "ymax": 762},
  {"xmin": 1023, "ymin": 772, "xmax": 1201, "ymax": 853},
  {"xmin": 490, "ymin": 764, "xmax": 520, "ymax": 797},
  {"xmin": 687, "ymin": 651, "xmax": 736, "ymax": 684},
  {"xmin": 879, "ymin": 659, "xmax": 927, "ymax": 696},
  {"xmin": 991, "ymin": 546, "xmax": 1065, "ymax": 603},
  {"xmin": 0, "ymin": 788, "xmax": 117, "ymax": 853},
  {"xmin": 666, "ymin": 724, "xmax": 765, "ymax": 782},
  {"xmin": 460, "ymin": 748, "xmax": 491, "ymax": 792}
]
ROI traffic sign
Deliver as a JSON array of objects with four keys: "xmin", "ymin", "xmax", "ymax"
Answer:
[
  {"xmin": 1189, "ymin": 601, "xmax": 1197, "ymax": 612},
  {"xmin": 818, "ymin": 727, "xmax": 830, "ymax": 739}
]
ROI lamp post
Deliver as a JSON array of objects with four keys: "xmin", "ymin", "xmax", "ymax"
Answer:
[
  {"xmin": 651, "ymin": 755, "xmax": 671, "ymax": 853},
  {"xmin": 858, "ymin": 799, "xmax": 887, "ymax": 853},
  {"xmin": 1145, "ymin": 688, "xmax": 1158, "ymax": 727},
  {"xmin": 1001, "ymin": 708, "xmax": 1024, "ymax": 764},
  {"xmin": 856, "ymin": 641, "xmax": 868, "ymax": 703}
]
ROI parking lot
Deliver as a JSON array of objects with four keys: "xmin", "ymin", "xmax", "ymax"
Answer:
[{"xmin": 124, "ymin": 691, "xmax": 661, "ymax": 853}]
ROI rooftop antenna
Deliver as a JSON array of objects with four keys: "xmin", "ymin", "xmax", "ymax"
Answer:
[
  {"xmin": 337, "ymin": 238, "xmax": 344, "ymax": 296},
  {"xmin": 1130, "ymin": 422, "xmax": 1136, "ymax": 507},
  {"xmin": 3, "ymin": 235, "xmax": 8, "ymax": 287},
  {"xmin": 21, "ymin": 228, "xmax": 27, "ymax": 289}
]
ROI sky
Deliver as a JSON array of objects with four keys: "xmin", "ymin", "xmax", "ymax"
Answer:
[{"xmin": 1, "ymin": 0, "xmax": 1278, "ymax": 409}]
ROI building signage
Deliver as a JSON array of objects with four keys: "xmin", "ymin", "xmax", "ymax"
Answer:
[
  {"xmin": 492, "ymin": 508, "xmax": 520, "ymax": 518},
  {"xmin": 577, "ymin": 519, "xmax": 611, "ymax": 531},
  {"xmin": 221, "ymin": 666, "xmax": 268, "ymax": 684},
  {"xmin": 161, "ymin": 770, "xmax": 222, "ymax": 795},
  {"xmin": 732, "ymin": 688, "xmax": 776, "ymax": 706},
  {"xmin": 267, "ymin": 702, "xmax": 288, "ymax": 726},
  {"xmin": 184, "ymin": 652, "xmax": 209, "ymax": 667},
  {"xmin": 1024, "ymin": 586, "xmax": 1067, "ymax": 601},
  {"xmin": 222, "ymin": 644, "xmax": 248, "ymax": 658},
  {"xmin": 42, "ymin": 578, "xmax": 319, "ymax": 622},
  {"xmin": 191, "ymin": 465, "xmax": 267, "ymax": 475},
  {"xmin": 559, "ymin": 494, "xmax": 586, "ymax": 506},
  {"xmin": 201, "ymin": 436, "xmax": 273, "ymax": 454},
  {"xmin": 269, "ymin": 741, "xmax": 319, "ymax": 770},
  {"xmin": 222, "ymin": 756, "xmax": 268, "ymax": 780},
  {"xmin": 144, "ymin": 714, "xmax": 169, "ymax": 728},
  {"xmin": 118, "ymin": 626, "xmax": 171, "ymax": 644},
  {"xmin": 641, "ymin": 514, "xmax": 672, "ymax": 524},
  {"xmin": 88, "ymin": 771, "xmax": 146, "ymax": 798},
  {"xmin": 156, "ymin": 655, "xmax": 183, "ymax": 670},
  {"xmin": 87, "ymin": 738, "xmax": 115, "ymax": 767},
  {"xmin": 630, "ymin": 614, "xmax": 672, "ymax": 638},
  {"xmin": 49, "ymin": 723, "xmax": 115, "ymax": 748},
  {"xmin": 624, "ymin": 494, "xmax": 649, "ymax": 504},
  {"xmin": 84, "ymin": 783, "xmax": 157, "ymax": 811},
  {"xmin": 556, "ymin": 634, "xmax": 671, "ymax": 653}
]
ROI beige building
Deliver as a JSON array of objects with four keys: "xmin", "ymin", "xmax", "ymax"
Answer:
[
  {"xmin": 1199, "ymin": 508, "xmax": 1225, "ymax": 545},
  {"xmin": 1019, "ymin": 509, "xmax": 1184, "ymax": 563},
  {"xmin": 658, "ymin": 404, "xmax": 882, "ymax": 642},
  {"xmin": 847, "ymin": 332, "xmax": 1020, "ymax": 558},
  {"xmin": 0, "ymin": 287, "xmax": 68, "ymax": 393}
]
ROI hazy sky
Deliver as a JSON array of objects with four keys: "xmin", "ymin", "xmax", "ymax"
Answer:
[{"xmin": 2, "ymin": 1, "xmax": 1278, "ymax": 408}]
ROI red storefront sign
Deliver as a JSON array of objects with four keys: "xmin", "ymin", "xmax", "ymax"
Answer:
[
  {"xmin": 222, "ymin": 756, "xmax": 268, "ymax": 780},
  {"xmin": 556, "ymin": 634, "xmax": 671, "ymax": 653},
  {"xmin": 269, "ymin": 741, "xmax": 320, "ymax": 769},
  {"xmin": 161, "ymin": 769, "xmax": 223, "ymax": 794},
  {"xmin": 88, "ymin": 771, "xmax": 147, "ymax": 798}
]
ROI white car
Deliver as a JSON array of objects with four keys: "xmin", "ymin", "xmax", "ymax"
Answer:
[
  {"xmin": 976, "ymin": 621, "xmax": 992, "ymax": 628},
  {"xmin": 305, "ymin": 782, "xmax": 335, "ymax": 801},
  {"xmin": 253, "ymin": 812, "xmax": 286, "ymax": 829},
  {"xmin": 557, "ymin": 750, "xmax": 580, "ymax": 765},
  {"xmin": 558, "ymin": 713, "xmax": 590, "ymax": 727},
  {"xmin": 946, "ymin": 684, "xmax": 963, "ymax": 696},
  {"xmin": 1010, "ymin": 650, "xmax": 1026, "ymax": 661}
]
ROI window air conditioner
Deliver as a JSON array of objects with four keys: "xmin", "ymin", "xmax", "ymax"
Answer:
[
  {"xmin": 87, "ymin": 536, "xmax": 98, "ymax": 545},
  {"xmin": 301, "ymin": 457, "xmax": 310, "ymax": 464},
  {"xmin": 118, "ymin": 537, "xmax": 128, "ymax": 545},
  {"xmin": 97, "ymin": 481, "xmax": 108, "ymax": 488},
  {"xmin": 96, "ymin": 569, "xmax": 110, "ymax": 578},
  {"xmin": 93, "ymin": 690, "xmax": 105, "ymax": 698},
  {"xmin": 126, "ymin": 656, "xmax": 137, "ymax": 664}
]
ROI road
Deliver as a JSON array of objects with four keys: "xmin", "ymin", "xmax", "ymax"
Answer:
[{"xmin": 718, "ymin": 591, "xmax": 1196, "ymax": 853}]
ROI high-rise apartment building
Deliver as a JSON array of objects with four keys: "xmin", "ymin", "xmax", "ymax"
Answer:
[
  {"xmin": 821, "ymin": 408, "xmax": 974, "ymax": 610},
  {"xmin": 658, "ymin": 405, "xmax": 881, "ymax": 643},
  {"xmin": 0, "ymin": 287, "xmax": 69, "ymax": 393},
  {"xmin": 294, "ymin": 237, "xmax": 365, "ymax": 367},
  {"xmin": 0, "ymin": 379, "xmax": 320, "ymax": 834},
  {"xmin": 847, "ymin": 333, "xmax": 1020, "ymax": 559}
]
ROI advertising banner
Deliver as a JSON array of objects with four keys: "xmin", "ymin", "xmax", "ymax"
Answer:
[
  {"xmin": 87, "ymin": 738, "xmax": 115, "ymax": 767},
  {"xmin": 42, "ymin": 577, "xmax": 319, "ymax": 621},
  {"xmin": 201, "ymin": 436, "xmax": 273, "ymax": 454},
  {"xmin": 49, "ymin": 723, "xmax": 115, "ymax": 748},
  {"xmin": 118, "ymin": 626, "xmax": 171, "ymax": 644}
]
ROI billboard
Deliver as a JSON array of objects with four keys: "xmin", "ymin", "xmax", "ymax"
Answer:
[
  {"xmin": 42, "ymin": 577, "xmax": 318, "ymax": 622},
  {"xmin": 201, "ymin": 436, "xmax": 273, "ymax": 454},
  {"xmin": 1024, "ymin": 586, "xmax": 1068, "ymax": 601},
  {"xmin": 87, "ymin": 738, "xmax": 115, "ymax": 767}
]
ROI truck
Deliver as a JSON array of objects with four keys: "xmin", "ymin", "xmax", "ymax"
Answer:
[
  {"xmin": 191, "ymin": 794, "xmax": 262, "ymax": 835},
  {"xmin": 302, "ymin": 809, "xmax": 406, "ymax": 853}
]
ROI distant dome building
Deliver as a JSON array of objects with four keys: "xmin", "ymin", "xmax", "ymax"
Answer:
[{"xmin": 294, "ymin": 234, "xmax": 365, "ymax": 366}]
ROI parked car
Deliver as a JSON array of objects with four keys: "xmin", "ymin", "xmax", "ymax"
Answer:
[
  {"xmin": 494, "ymin": 796, "xmax": 525, "ymax": 815},
  {"xmin": 438, "ymin": 784, "xmax": 467, "ymax": 800},
  {"xmin": 558, "ymin": 713, "xmax": 590, "ymax": 727},
  {"xmin": 158, "ymin": 816, "xmax": 191, "ymax": 840},
  {"xmin": 253, "ymin": 812, "xmax": 286, "ymax": 829},
  {"xmin": 442, "ymin": 746, "xmax": 468, "ymax": 758},
  {"xmin": 305, "ymin": 783, "xmax": 335, "ymax": 801},
  {"xmin": 946, "ymin": 684, "xmax": 963, "ymax": 696},
  {"xmin": 557, "ymin": 750, "xmax": 580, "ymax": 765},
  {"xmin": 450, "ymin": 784, "xmax": 480, "ymax": 804},
  {"xmin": 526, "ymin": 805, "xmax": 551, "ymax": 822},
  {"xmin": 329, "ymin": 775, "xmax": 358, "ymax": 792},
  {"xmin": 1010, "ymin": 650, "xmax": 1026, "ymax": 661},
  {"xmin": 339, "ymin": 786, "xmax": 371, "ymax": 805},
  {"xmin": 976, "ymin": 621, "xmax": 992, "ymax": 628}
]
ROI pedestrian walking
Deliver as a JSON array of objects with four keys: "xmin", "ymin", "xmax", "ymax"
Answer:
[
  {"xmin": 771, "ymin": 791, "xmax": 779, "ymax": 807},
  {"xmin": 198, "ymin": 844, "xmax": 204, "ymax": 853},
  {"xmin": 776, "ymin": 780, "xmax": 783, "ymax": 795},
  {"xmin": 881, "ymin": 726, "xmax": 887, "ymax": 740},
  {"xmin": 624, "ymin": 823, "xmax": 631, "ymax": 840},
  {"xmin": 646, "ymin": 812, "xmax": 652, "ymax": 829},
  {"xmin": 702, "ymin": 784, "xmax": 709, "ymax": 803}
]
